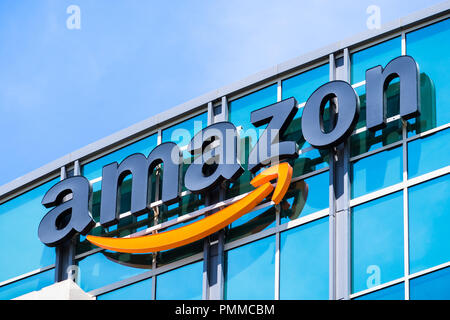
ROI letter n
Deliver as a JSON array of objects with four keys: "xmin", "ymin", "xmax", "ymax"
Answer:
[{"xmin": 365, "ymin": 55, "xmax": 420, "ymax": 131}]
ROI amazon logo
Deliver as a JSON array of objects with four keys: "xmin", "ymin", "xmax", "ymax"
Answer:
[{"xmin": 38, "ymin": 55, "xmax": 420, "ymax": 253}]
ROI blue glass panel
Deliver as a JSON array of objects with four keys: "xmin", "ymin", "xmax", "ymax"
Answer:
[
  {"xmin": 82, "ymin": 134, "xmax": 158, "ymax": 180},
  {"xmin": 161, "ymin": 112, "xmax": 208, "ymax": 154},
  {"xmin": 351, "ymin": 36, "xmax": 401, "ymax": 84},
  {"xmin": 409, "ymin": 174, "xmax": 450, "ymax": 274},
  {"xmin": 280, "ymin": 171, "xmax": 329, "ymax": 225},
  {"xmin": 351, "ymin": 191, "xmax": 404, "ymax": 294},
  {"xmin": 0, "ymin": 269, "xmax": 54, "ymax": 300},
  {"xmin": 282, "ymin": 64, "xmax": 329, "ymax": 103},
  {"xmin": 226, "ymin": 205, "xmax": 276, "ymax": 243},
  {"xmin": 410, "ymin": 267, "xmax": 450, "ymax": 300},
  {"xmin": 354, "ymin": 282, "xmax": 404, "ymax": 300},
  {"xmin": 97, "ymin": 278, "xmax": 152, "ymax": 300},
  {"xmin": 225, "ymin": 236, "xmax": 275, "ymax": 300},
  {"xmin": 78, "ymin": 252, "xmax": 150, "ymax": 292},
  {"xmin": 407, "ymin": 18, "xmax": 450, "ymax": 133},
  {"xmin": 156, "ymin": 261, "xmax": 203, "ymax": 300},
  {"xmin": 280, "ymin": 217, "xmax": 329, "ymax": 299},
  {"xmin": 0, "ymin": 178, "xmax": 58, "ymax": 282},
  {"xmin": 351, "ymin": 147, "xmax": 403, "ymax": 198},
  {"xmin": 408, "ymin": 129, "xmax": 450, "ymax": 178}
]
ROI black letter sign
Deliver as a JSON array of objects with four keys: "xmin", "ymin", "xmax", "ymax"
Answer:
[
  {"xmin": 100, "ymin": 142, "xmax": 181, "ymax": 227},
  {"xmin": 301, "ymin": 80, "xmax": 359, "ymax": 149},
  {"xmin": 247, "ymin": 97, "xmax": 299, "ymax": 173},
  {"xmin": 38, "ymin": 176, "xmax": 95, "ymax": 246},
  {"xmin": 184, "ymin": 122, "xmax": 244, "ymax": 193},
  {"xmin": 365, "ymin": 55, "xmax": 420, "ymax": 131}
]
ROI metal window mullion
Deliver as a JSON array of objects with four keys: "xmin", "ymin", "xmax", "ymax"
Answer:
[
  {"xmin": 277, "ymin": 80, "xmax": 282, "ymax": 102},
  {"xmin": 402, "ymin": 120, "xmax": 410, "ymax": 300},
  {"xmin": 328, "ymin": 53, "xmax": 337, "ymax": 300},
  {"xmin": 152, "ymin": 129, "xmax": 162, "ymax": 300},
  {"xmin": 54, "ymin": 165, "xmax": 77, "ymax": 283},
  {"xmin": 401, "ymin": 32, "xmax": 410, "ymax": 299},
  {"xmin": 333, "ymin": 48, "xmax": 352, "ymax": 300},
  {"xmin": 401, "ymin": 31, "xmax": 409, "ymax": 300},
  {"xmin": 207, "ymin": 102, "xmax": 214, "ymax": 126},
  {"xmin": 221, "ymin": 96, "xmax": 229, "ymax": 122},
  {"xmin": 150, "ymin": 276, "xmax": 156, "ymax": 300},
  {"xmin": 203, "ymin": 99, "xmax": 226, "ymax": 300},
  {"xmin": 274, "ymin": 205, "xmax": 281, "ymax": 300},
  {"xmin": 274, "ymin": 78, "xmax": 282, "ymax": 301}
]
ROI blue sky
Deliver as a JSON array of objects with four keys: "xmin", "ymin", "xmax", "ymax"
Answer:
[{"xmin": 0, "ymin": 0, "xmax": 444, "ymax": 185}]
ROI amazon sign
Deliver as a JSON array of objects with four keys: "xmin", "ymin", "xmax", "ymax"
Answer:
[{"xmin": 38, "ymin": 55, "xmax": 420, "ymax": 252}]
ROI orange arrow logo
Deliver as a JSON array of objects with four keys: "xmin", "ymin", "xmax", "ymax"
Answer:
[{"xmin": 86, "ymin": 163, "xmax": 293, "ymax": 253}]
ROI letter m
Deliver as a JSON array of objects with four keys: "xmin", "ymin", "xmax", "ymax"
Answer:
[
  {"xmin": 365, "ymin": 55, "xmax": 420, "ymax": 131},
  {"xmin": 100, "ymin": 142, "xmax": 181, "ymax": 227}
]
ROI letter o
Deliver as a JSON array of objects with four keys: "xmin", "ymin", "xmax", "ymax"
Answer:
[{"xmin": 301, "ymin": 80, "xmax": 359, "ymax": 149}]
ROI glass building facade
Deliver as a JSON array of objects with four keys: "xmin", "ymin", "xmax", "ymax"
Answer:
[{"xmin": 0, "ymin": 8, "xmax": 449, "ymax": 300}]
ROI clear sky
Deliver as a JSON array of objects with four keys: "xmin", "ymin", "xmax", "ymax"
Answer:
[{"xmin": 0, "ymin": 0, "xmax": 445, "ymax": 186}]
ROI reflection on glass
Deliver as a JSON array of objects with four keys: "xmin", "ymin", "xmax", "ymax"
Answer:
[
  {"xmin": 354, "ymin": 282, "xmax": 404, "ymax": 300},
  {"xmin": 160, "ymin": 192, "xmax": 204, "ymax": 224},
  {"xmin": 280, "ymin": 171, "xmax": 329, "ymax": 224},
  {"xmin": 408, "ymin": 129, "xmax": 450, "ymax": 178},
  {"xmin": 225, "ymin": 236, "xmax": 275, "ymax": 300},
  {"xmin": 407, "ymin": 18, "xmax": 450, "ymax": 133},
  {"xmin": 0, "ymin": 178, "xmax": 58, "ymax": 282},
  {"xmin": 0, "ymin": 269, "xmax": 54, "ymax": 300},
  {"xmin": 226, "ymin": 205, "xmax": 276, "ymax": 243},
  {"xmin": 282, "ymin": 64, "xmax": 329, "ymax": 103},
  {"xmin": 78, "ymin": 252, "xmax": 151, "ymax": 292},
  {"xmin": 284, "ymin": 119, "xmax": 330, "ymax": 177},
  {"xmin": 351, "ymin": 147, "xmax": 402, "ymax": 198},
  {"xmin": 351, "ymin": 191, "xmax": 404, "ymax": 294},
  {"xmin": 406, "ymin": 73, "xmax": 436, "ymax": 136},
  {"xmin": 410, "ymin": 267, "xmax": 450, "ymax": 300},
  {"xmin": 156, "ymin": 261, "xmax": 202, "ymax": 300},
  {"xmin": 82, "ymin": 134, "xmax": 158, "ymax": 181},
  {"xmin": 350, "ymin": 82, "xmax": 403, "ymax": 157},
  {"xmin": 353, "ymin": 81, "xmax": 400, "ymax": 130},
  {"xmin": 351, "ymin": 36, "xmax": 401, "ymax": 84},
  {"xmin": 156, "ymin": 238, "xmax": 203, "ymax": 268},
  {"xmin": 157, "ymin": 191, "xmax": 205, "ymax": 266},
  {"xmin": 77, "ymin": 194, "xmax": 156, "ymax": 256},
  {"xmin": 350, "ymin": 122, "xmax": 402, "ymax": 158},
  {"xmin": 409, "ymin": 174, "xmax": 450, "ymax": 274},
  {"xmin": 97, "ymin": 278, "xmax": 152, "ymax": 300},
  {"xmin": 280, "ymin": 217, "xmax": 329, "ymax": 299}
]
